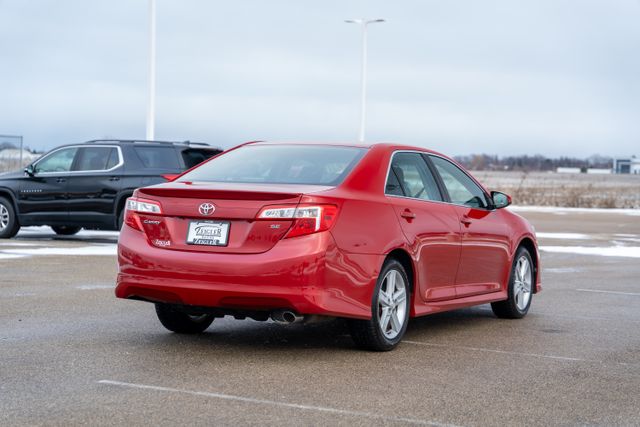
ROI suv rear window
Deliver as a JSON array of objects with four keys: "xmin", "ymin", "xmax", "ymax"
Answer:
[
  {"xmin": 181, "ymin": 148, "xmax": 221, "ymax": 169},
  {"xmin": 180, "ymin": 145, "xmax": 366, "ymax": 186},
  {"xmin": 134, "ymin": 146, "xmax": 180, "ymax": 169}
]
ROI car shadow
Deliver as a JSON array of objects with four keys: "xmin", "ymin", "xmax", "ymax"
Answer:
[{"xmin": 144, "ymin": 306, "xmax": 498, "ymax": 353}]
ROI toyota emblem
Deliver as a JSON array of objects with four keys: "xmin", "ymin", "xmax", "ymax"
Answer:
[{"xmin": 198, "ymin": 203, "xmax": 216, "ymax": 216}]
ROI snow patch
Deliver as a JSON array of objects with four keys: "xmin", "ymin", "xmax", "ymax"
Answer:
[
  {"xmin": 510, "ymin": 206, "xmax": 640, "ymax": 216},
  {"xmin": 1, "ymin": 245, "xmax": 117, "ymax": 257},
  {"xmin": 536, "ymin": 232, "xmax": 591, "ymax": 240},
  {"xmin": 0, "ymin": 253, "xmax": 26, "ymax": 259},
  {"xmin": 540, "ymin": 246, "xmax": 640, "ymax": 258}
]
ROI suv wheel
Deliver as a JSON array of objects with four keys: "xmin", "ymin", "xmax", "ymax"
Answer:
[
  {"xmin": 0, "ymin": 196, "xmax": 20, "ymax": 239},
  {"xmin": 51, "ymin": 226, "xmax": 82, "ymax": 236}
]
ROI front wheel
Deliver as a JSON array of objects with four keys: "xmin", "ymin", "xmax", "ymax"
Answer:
[
  {"xmin": 0, "ymin": 196, "xmax": 20, "ymax": 239},
  {"xmin": 491, "ymin": 247, "xmax": 534, "ymax": 319},
  {"xmin": 348, "ymin": 259, "xmax": 410, "ymax": 351},
  {"xmin": 155, "ymin": 303, "xmax": 214, "ymax": 334},
  {"xmin": 51, "ymin": 225, "xmax": 82, "ymax": 236}
]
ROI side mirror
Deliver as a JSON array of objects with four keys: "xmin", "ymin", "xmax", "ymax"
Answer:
[
  {"xmin": 491, "ymin": 191, "xmax": 511, "ymax": 209},
  {"xmin": 24, "ymin": 164, "xmax": 35, "ymax": 177}
]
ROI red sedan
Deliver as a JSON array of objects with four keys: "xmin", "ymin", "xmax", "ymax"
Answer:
[{"xmin": 116, "ymin": 142, "xmax": 540, "ymax": 351}]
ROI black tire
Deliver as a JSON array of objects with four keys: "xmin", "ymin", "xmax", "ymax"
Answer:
[
  {"xmin": 51, "ymin": 225, "xmax": 82, "ymax": 236},
  {"xmin": 117, "ymin": 208, "xmax": 124, "ymax": 231},
  {"xmin": 491, "ymin": 247, "xmax": 534, "ymax": 319},
  {"xmin": 348, "ymin": 258, "xmax": 411, "ymax": 351},
  {"xmin": 155, "ymin": 303, "xmax": 214, "ymax": 334},
  {"xmin": 0, "ymin": 196, "xmax": 20, "ymax": 239}
]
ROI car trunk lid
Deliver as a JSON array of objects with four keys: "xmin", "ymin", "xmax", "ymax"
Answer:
[{"xmin": 135, "ymin": 182, "xmax": 331, "ymax": 254}]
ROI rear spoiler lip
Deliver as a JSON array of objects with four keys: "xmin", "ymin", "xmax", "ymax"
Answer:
[{"xmin": 137, "ymin": 184, "xmax": 334, "ymax": 201}]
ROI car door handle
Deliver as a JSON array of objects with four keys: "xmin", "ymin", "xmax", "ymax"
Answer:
[
  {"xmin": 400, "ymin": 209, "xmax": 416, "ymax": 220},
  {"xmin": 56, "ymin": 178, "xmax": 66, "ymax": 183},
  {"xmin": 461, "ymin": 215, "xmax": 472, "ymax": 226},
  {"xmin": 108, "ymin": 177, "xmax": 120, "ymax": 181}
]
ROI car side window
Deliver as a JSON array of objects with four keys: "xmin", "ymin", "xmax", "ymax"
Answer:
[
  {"xmin": 73, "ymin": 147, "xmax": 117, "ymax": 171},
  {"xmin": 429, "ymin": 156, "xmax": 489, "ymax": 208},
  {"xmin": 386, "ymin": 153, "xmax": 443, "ymax": 201},
  {"xmin": 134, "ymin": 146, "xmax": 180, "ymax": 169},
  {"xmin": 34, "ymin": 148, "xmax": 78, "ymax": 173}
]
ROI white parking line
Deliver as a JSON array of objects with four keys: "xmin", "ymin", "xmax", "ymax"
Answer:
[
  {"xmin": 403, "ymin": 341, "xmax": 585, "ymax": 362},
  {"xmin": 76, "ymin": 285, "xmax": 113, "ymax": 290},
  {"xmin": 98, "ymin": 380, "xmax": 460, "ymax": 427},
  {"xmin": 576, "ymin": 289, "xmax": 640, "ymax": 296}
]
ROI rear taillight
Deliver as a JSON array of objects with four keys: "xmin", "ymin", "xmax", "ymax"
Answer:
[
  {"xmin": 257, "ymin": 204, "xmax": 338, "ymax": 238},
  {"xmin": 124, "ymin": 197, "xmax": 162, "ymax": 231}
]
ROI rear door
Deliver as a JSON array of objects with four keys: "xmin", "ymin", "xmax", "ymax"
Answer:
[
  {"xmin": 18, "ymin": 146, "xmax": 78, "ymax": 224},
  {"xmin": 66, "ymin": 145, "xmax": 123, "ymax": 227},
  {"xmin": 428, "ymin": 155, "xmax": 511, "ymax": 297},
  {"xmin": 385, "ymin": 152, "xmax": 461, "ymax": 302}
]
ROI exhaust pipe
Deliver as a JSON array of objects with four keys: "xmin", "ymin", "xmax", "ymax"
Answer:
[{"xmin": 271, "ymin": 309, "xmax": 304, "ymax": 325}]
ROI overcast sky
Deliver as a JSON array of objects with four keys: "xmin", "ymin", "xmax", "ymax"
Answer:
[{"xmin": 1, "ymin": 0, "xmax": 639, "ymax": 157}]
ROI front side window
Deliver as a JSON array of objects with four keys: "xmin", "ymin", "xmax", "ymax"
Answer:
[
  {"xmin": 180, "ymin": 145, "xmax": 366, "ymax": 186},
  {"xmin": 385, "ymin": 152, "xmax": 442, "ymax": 201},
  {"xmin": 35, "ymin": 147, "xmax": 78, "ymax": 173},
  {"xmin": 73, "ymin": 147, "xmax": 118, "ymax": 171},
  {"xmin": 429, "ymin": 156, "xmax": 488, "ymax": 208}
]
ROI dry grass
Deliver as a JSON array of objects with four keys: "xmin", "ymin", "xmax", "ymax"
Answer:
[{"xmin": 475, "ymin": 171, "xmax": 640, "ymax": 209}]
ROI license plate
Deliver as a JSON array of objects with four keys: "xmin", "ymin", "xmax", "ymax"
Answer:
[{"xmin": 186, "ymin": 221, "xmax": 230, "ymax": 246}]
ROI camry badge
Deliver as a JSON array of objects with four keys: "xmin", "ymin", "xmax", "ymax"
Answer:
[{"xmin": 198, "ymin": 203, "xmax": 216, "ymax": 216}]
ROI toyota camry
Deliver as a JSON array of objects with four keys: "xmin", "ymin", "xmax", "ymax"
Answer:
[{"xmin": 115, "ymin": 142, "xmax": 540, "ymax": 351}]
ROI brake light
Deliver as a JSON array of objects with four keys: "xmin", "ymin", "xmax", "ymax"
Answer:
[
  {"xmin": 257, "ymin": 204, "xmax": 338, "ymax": 238},
  {"xmin": 161, "ymin": 174, "xmax": 179, "ymax": 182},
  {"xmin": 124, "ymin": 197, "xmax": 162, "ymax": 231}
]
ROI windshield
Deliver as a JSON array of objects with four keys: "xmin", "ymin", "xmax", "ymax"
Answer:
[{"xmin": 179, "ymin": 145, "xmax": 366, "ymax": 186}]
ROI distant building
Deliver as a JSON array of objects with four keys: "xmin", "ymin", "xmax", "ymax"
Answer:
[{"xmin": 613, "ymin": 157, "xmax": 640, "ymax": 174}]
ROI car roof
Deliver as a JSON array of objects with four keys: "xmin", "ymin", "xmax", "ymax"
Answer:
[
  {"xmin": 48, "ymin": 139, "xmax": 223, "ymax": 151},
  {"xmin": 246, "ymin": 140, "xmax": 446, "ymax": 156}
]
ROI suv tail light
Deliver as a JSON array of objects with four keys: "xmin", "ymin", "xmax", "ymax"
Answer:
[
  {"xmin": 257, "ymin": 204, "xmax": 338, "ymax": 238},
  {"xmin": 124, "ymin": 197, "xmax": 162, "ymax": 231}
]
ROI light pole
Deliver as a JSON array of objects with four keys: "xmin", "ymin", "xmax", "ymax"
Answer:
[
  {"xmin": 146, "ymin": 0, "xmax": 156, "ymax": 141},
  {"xmin": 345, "ymin": 18, "xmax": 384, "ymax": 142}
]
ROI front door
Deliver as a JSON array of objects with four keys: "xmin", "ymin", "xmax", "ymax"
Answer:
[
  {"xmin": 428, "ymin": 155, "xmax": 511, "ymax": 298},
  {"xmin": 385, "ymin": 152, "xmax": 461, "ymax": 302},
  {"xmin": 18, "ymin": 147, "xmax": 78, "ymax": 225}
]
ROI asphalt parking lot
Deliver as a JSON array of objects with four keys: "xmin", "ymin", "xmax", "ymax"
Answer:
[{"xmin": 1, "ymin": 208, "xmax": 639, "ymax": 426}]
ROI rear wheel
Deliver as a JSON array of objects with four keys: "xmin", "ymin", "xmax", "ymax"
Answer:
[
  {"xmin": 155, "ymin": 303, "xmax": 214, "ymax": 334},
  {"xmin": 0, "ymin": 196, "xmax": 20, "ymax": 239},
  {"xmin": 491, "ymin": 247, "xmax": 534, "ymax": 319},
  {"xmin": 51, "ymin": 225, "xmax": 82, "ymax": 236},
  {"xmin": 348, "ymin": 259, "xmax": 410, "ymax": 351}
]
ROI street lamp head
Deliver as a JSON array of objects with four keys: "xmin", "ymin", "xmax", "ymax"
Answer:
[
  {"xmin": 368, "ymin": 19, "xmax": 385, "ymax": 24},
  {"xmin": 344, "ymin": 19, "xmax": 363, "ymax": 24}
]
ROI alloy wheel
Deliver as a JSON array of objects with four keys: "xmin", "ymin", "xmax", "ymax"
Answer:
[
  {"xmin": 0, "ymin": 204, "xmax": 9, "ymax": 230},
  {"xmin": 514, "ymin": 255, "xmax": 532, "ymax": 311},
  {"xmin": 378, "ymin": 269, "xmax": 407, "ymax": 339}
]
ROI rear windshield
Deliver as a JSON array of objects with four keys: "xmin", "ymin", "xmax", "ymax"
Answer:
[{"xmin": 179, "ymin": 145, "xmax": 366, "ymax": 186}]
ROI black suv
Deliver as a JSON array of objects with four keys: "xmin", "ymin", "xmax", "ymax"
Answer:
[{"xmin": 0, "ymin": 139, "xmax": 222, "ymax": 238}]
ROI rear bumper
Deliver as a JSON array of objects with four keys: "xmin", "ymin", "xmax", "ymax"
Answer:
[{"xmin": 116, "ymin": 226, "xmax": 381, "ymax": 319}]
